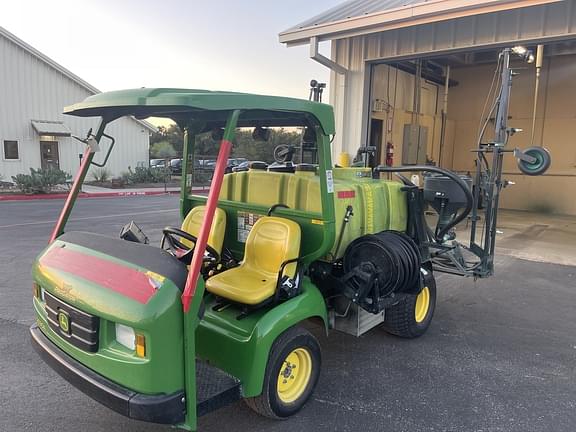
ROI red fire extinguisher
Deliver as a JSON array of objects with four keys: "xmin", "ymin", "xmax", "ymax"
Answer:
[{"xmin": 385, "ymin": 141, "xmax": 394, "ymax": 167}]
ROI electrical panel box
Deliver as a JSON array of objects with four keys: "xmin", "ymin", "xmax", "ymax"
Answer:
[{"xmin": 402, "ymin": 124, "xmax": 428, "ymax": 165}]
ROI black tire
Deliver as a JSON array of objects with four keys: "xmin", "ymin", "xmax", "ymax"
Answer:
[
  {"xmin": 517, "ymin": 146, "xmax": 551, "ymax": 176},
  {"xmin": 245, "ymin": 326, "xmax": 321, "ymax": 419},
  {"xmin": 383, "ymin": 276, "xmax": 436, "ymax": 338}
]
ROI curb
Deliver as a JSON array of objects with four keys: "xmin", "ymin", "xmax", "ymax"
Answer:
[{"xmin": 0, "ymin": 190, "xmax": 181, "ymax": 202}]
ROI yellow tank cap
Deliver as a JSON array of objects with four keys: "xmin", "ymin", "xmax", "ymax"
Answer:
[{"xmin": 338, "ymin": 152, "xmax": 351, "ymax": 167}]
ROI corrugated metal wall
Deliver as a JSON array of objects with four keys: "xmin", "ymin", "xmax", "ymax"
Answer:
[
  {"xmin": 0, "ymin": 34, "xmax": 149, "ymax": 181},
  {"xmin": 330, "ymin": 0, "xmax": 576, "ymax": 157}
]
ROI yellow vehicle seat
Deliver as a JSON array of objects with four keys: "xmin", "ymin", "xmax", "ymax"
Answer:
[
  {"xmin": 206, "ymin": 216, "xmax": 301, "ymax": 305},
  {"xmin": 180, "ymin": 206, "xmax": 227, "ymax": 257}
]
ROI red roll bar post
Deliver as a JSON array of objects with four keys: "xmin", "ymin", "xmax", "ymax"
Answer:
[
  {"xmin": 49, "ymin": 122, "xmax": 106, "ymax": 243},
  {"xmin": 181, "ymin": 110, "xmax": 240, "ymax": 312}
]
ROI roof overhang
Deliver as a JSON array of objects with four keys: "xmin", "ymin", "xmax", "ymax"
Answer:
[
  {"xmin": 31, "ymin": 120, "xmax": 71, "ymax": 137},
  {"xmin": 63, "ymin": 88, "xmax": 336, "ymax": 136},
  {"xmin": 280, "ymin": 0, "xmax": 564, "ymax": 46}
]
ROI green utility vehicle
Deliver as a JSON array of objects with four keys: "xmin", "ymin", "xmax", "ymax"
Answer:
[{"xmin": 31, "ymin": 48, "xmax": 550, "ymax": 432}]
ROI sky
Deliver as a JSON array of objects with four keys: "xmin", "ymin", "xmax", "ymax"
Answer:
[{"xmin": 2, "ymin": 0, "xmax": 337, "ymax": 125}]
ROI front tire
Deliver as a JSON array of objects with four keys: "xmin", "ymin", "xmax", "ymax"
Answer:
[
  {"xmin": 383, "ymin": 275, "xmax": 437, "ymax": 338},
  {"xmin": 245, "ymin": 326, "xmax": 321, "ymax": 419}
]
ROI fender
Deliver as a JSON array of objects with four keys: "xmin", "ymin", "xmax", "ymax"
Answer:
[{"xmin": 195, "ymin": 278, "xmax": 327, "ymax": 397}]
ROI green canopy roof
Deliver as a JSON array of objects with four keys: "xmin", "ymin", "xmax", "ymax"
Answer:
[{"xmin": 64, "ymin": 88, "xmax": 335, "ymax": 135}]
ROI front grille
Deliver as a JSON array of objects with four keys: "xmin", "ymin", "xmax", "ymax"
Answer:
[{"xmin": 44, "ymin": 291, "xmax": 100, "ymax": 352}]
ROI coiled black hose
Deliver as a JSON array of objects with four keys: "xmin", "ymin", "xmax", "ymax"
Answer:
[
  {"xmin": 374, "ymin": 165, "xmax": 473, "ymax": 242},
  {"xmin": 343, "ymin": 231, "xmax": 421, "ymax": 297}
]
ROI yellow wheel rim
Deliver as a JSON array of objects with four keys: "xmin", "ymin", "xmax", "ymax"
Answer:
[
  {"xmin": 414, "ymin": 286, "xmax": 430, "ymax": 323},
  {"xmin": 277, "ymin": 348, "xmax": 312, "ymax": 404}
]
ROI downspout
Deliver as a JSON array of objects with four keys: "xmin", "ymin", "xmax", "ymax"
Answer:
[
  {"xmin": 309, "ymin": 36, "xmax": 347, "ymax": 75},
  {"xmin": 438, "ymin": 65, "xmax": 450, "ymax": 167},
  {"xmin": 309, "ymin": 36, "xmax": 348, "ymax": 159}
]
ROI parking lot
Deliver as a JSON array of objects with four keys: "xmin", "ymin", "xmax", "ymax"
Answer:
[{"xmin": 1, "ymin": 195, "xmax": 575, "ymax": 432}]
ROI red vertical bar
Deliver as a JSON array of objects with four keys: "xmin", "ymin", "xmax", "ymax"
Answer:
[
  {"xmin": 181, "ymin": 139, "xmax": 233, "ymax": 312},
  {"xmin": 49, "ymin": 145, "xmax": 94, "ymax": 243}
]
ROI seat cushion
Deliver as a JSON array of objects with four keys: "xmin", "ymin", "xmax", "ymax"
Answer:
[
  {"xmin": 205, "ymin": 216, "xmax": 301, "ymax": 305},
  {"xmin": 205, "ymin": 267, "xmax": 277, "ymax": 305}
]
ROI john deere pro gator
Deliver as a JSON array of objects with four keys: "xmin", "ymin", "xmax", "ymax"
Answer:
[{"xmin": 30, "ymin": 48, "xmax": 550, "ymax": 432}]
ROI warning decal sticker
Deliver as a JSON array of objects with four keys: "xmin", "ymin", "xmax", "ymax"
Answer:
[{"xmin": 237, "ymin": 211, "xmax": 262, "ymax": 242}]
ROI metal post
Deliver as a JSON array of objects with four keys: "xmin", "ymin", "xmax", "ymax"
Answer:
[
  {"xmin": 530, "ymin": 45, "xmax": 544, "ymax": 146},
  {"xmin": 438, "ymin": 65, "xmax": 450, "ymax": 167},
  {"xmin": 49, "ymin": 121, "xmax": 106, "ymax": 242},
  {"xmin": 181, "ymin": 110, "xmax": 240, "ymax": 312},
  {"xmin": 494, "ymin": 50, "xmax": 512, "ymax": 146},
  {"xmin": 480, "ymin": 49, "xmax": 513, "ymax": 275}
]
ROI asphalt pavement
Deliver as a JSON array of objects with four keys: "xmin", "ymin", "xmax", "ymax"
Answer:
[{"xmin": 1, "ymin": 196, "xmax": 575, "ymax": 432}]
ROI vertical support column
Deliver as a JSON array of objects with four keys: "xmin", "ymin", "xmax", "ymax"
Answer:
[
  {"xmin": 180, "ymin": 126, "xmax": 192, "ymax": 219},
  {"xmin": 494, "ymin": 50, "xmax": 512, "ymax": 146},
  {"xmin": 181, "ymin": 110, "xmax": 240, "ymax": 432}
]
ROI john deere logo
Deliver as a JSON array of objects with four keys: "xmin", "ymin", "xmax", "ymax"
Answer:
[{"xmin": 58, "ymin": 311, "xmax": 70, "ymax": 334}]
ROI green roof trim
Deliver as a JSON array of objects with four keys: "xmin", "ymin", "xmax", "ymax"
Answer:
[{"xmin": 64, "ymin": 88, "xmax": 335, "ymax": 135}]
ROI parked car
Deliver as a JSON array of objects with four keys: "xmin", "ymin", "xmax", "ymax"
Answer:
[
  {"xmin": 149, "ymin": 158, "xmax": 165, "ymax": 169},
  {"xmin": 170, "ymin": 158, "xmax": 183, "ymax": 175},
  {"xmin": 223, "ymin": 158, "xmax": 246, "ymax": 173},
  {"xmin": 232, "ymin": 161, "xmax": 250, "ymax": 172}
]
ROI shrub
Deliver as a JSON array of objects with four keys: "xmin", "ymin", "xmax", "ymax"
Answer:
[
  {"xmin": 120, "ymin": 171, "xmax": 132, "ymax": 185},
  {"xmin": 91, "ymin": 168, "xmax": 111, "ymax": 183},
  {"xmin": 126, "ymin": 166, "xmax": 167, "ymax": 184},
  {"xmin": 12, "ymin": 168, "xmax": 72, "ymax": 193},
  {"xmin": 150, "ymin": 141, "xmax": 176, "ymax": 159}
]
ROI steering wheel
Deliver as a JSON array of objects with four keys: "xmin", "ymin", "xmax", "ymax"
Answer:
[
  {"xmin": 273, "ymin": 144, "xmax": 298, "ymax": 163},
  {"xmin": 161, "ymin": 227, "xmax": 220, "ymax": 264},
  {"xmin": 267, "ymin": 203, "xmax": 290, "ymax": 216}
]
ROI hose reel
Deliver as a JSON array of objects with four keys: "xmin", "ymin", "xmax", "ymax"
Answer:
[{"xmin": 339, "ymin": 231, "xmax": 422, "ymax": 314}]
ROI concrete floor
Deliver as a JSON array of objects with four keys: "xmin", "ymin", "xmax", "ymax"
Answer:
[
  {"xmin": 436, "ymin": 208, "xmax": 576, "ymax": 267},
  {"xmin": 490, "ymin": 209, "xmax": 576, "ymax": 267},
  {"xmin": 1, "ymin": 197, "xmax": 575, "ymax": 432}
]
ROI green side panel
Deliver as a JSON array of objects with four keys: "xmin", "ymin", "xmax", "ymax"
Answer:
[
  {"xmin": 195, "ymin": 279, "xmax": 327, "ymax": 397},
  {"xmin": 32, "ymin": 241, "xmax": 184, "ymax": 395}
]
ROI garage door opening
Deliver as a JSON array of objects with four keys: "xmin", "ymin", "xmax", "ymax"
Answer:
[{"xmin": 366, "ymin": 40, "xmax": 576, "ymax": 215}]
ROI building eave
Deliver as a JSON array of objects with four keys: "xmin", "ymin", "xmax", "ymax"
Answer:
[{"xmin": 279, "ymin": 0, "xmax": 564, "ymax": 46}]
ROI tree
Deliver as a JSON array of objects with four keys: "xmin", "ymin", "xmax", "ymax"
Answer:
[
  {"xmin": 151, "ymin": 125, "xmax": 307, "ymax": 163},
  {"xmin": 150, "ymin": 124, "xmax": 183, "ymax": 155},
  {"xmin": 150, "ymin": 141, "xmax": 177, "ymax": 159}
]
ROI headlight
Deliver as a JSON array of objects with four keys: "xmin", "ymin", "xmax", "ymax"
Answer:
[
  {"xmin": 115, "ymin": 323, "xmax": 135, "ymax": 350},
  {"xmin": 115, "ymin": 323, "xmax": 146, "ymax": 357}
]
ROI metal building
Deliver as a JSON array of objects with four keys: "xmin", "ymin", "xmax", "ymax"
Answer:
[
  {"xmin": 0, "ymin": 26, "xmax": 154, "ymax": 183},
  {"xmin": 281, "ymin": 0, "xmax": 576, "ymax": 215}
]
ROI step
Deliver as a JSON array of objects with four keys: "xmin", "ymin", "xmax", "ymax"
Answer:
[{"xmin": 196, "ymin": 360, "xmax": 241, "ymax": 417}]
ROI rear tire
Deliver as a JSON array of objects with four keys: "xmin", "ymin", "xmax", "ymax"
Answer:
[
  {"xmin": 383, "ymin": 276, "xmax": 436, "ymax": 338},
  {"xmin": 245, "ymin": 326, "xmax": 321, "ymax": 419}
]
